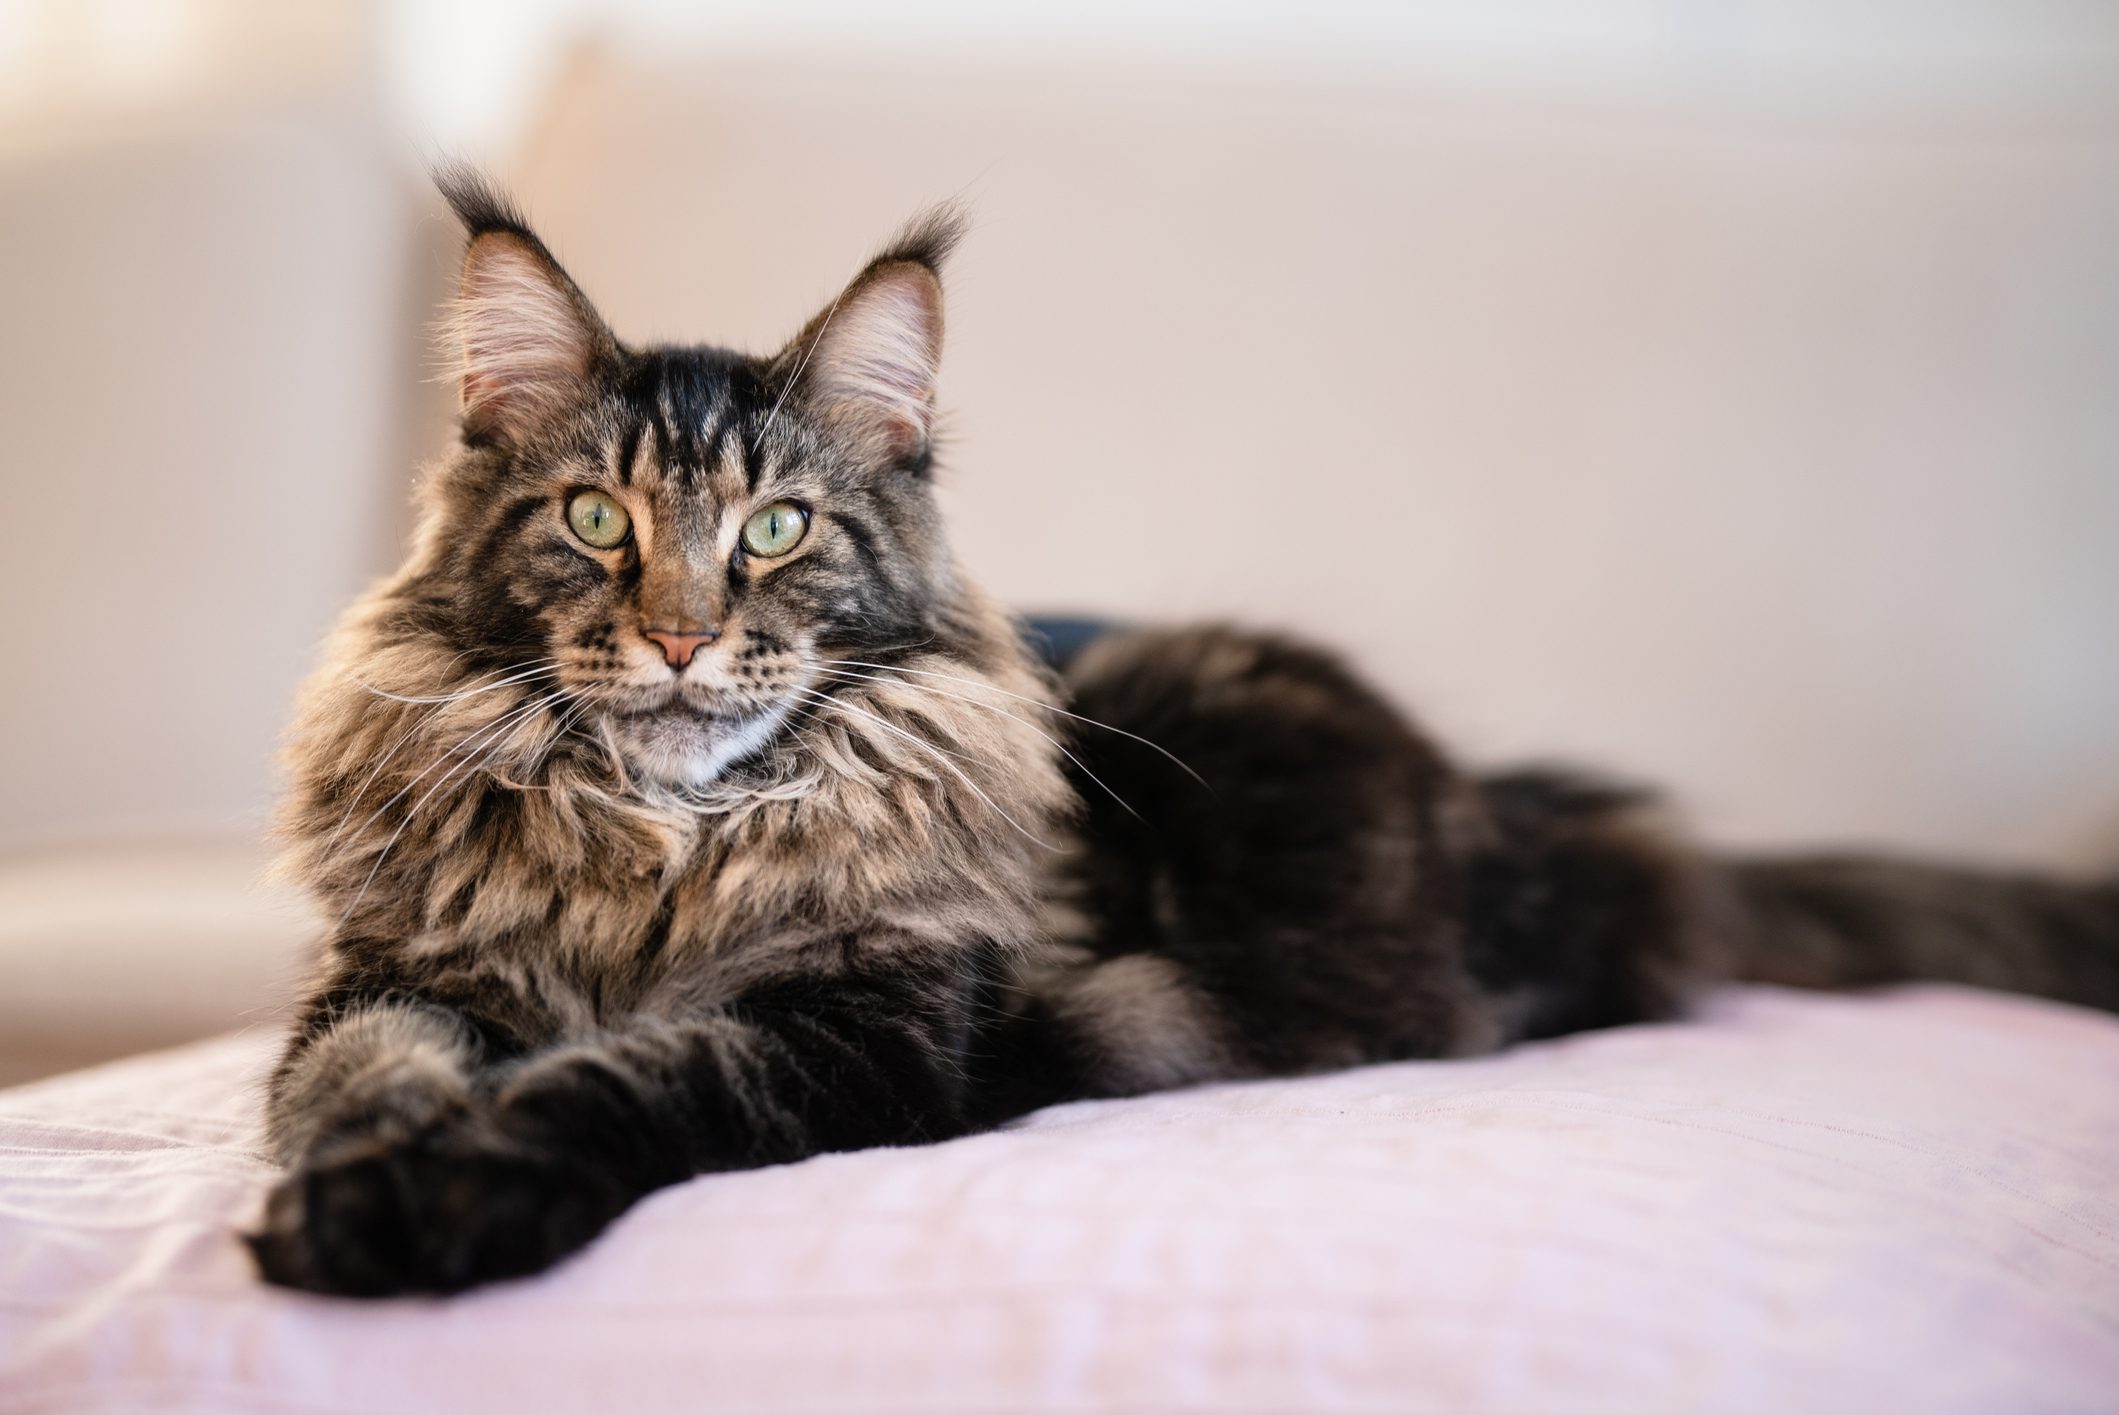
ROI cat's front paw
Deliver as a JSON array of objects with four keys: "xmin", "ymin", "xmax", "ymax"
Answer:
[{"xmin": 246, "ymin": 1120, "xmax": 630, "ymax": 1297}]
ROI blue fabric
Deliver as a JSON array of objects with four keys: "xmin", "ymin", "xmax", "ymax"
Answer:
[{"xmin": 1019, "ymin": 615, "xmax": 1116, "ymax": 670}]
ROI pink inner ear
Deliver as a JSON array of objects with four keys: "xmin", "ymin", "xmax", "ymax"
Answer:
[
  {"xmin": 808, "ymin": 265, "xmax": 943, "ymax": 457},
  {"xmin": 451, "ymin": 236, "xmax": 597, "ymax": 440}
]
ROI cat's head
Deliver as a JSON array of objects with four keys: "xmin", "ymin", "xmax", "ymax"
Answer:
[{"xmin": 412, "ymin": 170, "xmax": 964, "ymax": 789}]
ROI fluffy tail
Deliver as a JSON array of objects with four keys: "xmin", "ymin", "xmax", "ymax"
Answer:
[{"xmin": 1725, "ymin": 855, "xmax": 2119, "ymax": 1013}]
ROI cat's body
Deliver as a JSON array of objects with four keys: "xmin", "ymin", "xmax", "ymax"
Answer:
[{"xmin": 249, "ymin": 175, "xmax": 2119, "ymax": 1295}]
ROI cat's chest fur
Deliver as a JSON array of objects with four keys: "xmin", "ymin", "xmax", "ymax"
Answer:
[{"xmin": 388, "ymin": 743, "xmax": 1055, "ymax": 1003}]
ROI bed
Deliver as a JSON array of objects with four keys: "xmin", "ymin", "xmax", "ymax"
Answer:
[{"xmin": 2, "ymin": 985, "xmax": 2115, "ymax": 1413}]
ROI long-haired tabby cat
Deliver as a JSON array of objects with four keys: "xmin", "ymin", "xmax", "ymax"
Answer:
[{"xmin": 248, "ymin": 171, "xmax": 2119, "ymax": 1295}]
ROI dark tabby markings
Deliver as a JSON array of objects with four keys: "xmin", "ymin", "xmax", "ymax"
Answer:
[{"xmin": 251, "ymin": 169, "xmax": 2119, "ymax": 1298}]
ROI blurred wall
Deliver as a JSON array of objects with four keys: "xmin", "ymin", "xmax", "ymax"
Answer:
[
  {"xmin": 0, "ymin": 5, "xmax": 446, "ymax": 1077},
  {"xmin": 0, "ymin": 113, "xmax": 419, "ymax": 850}
]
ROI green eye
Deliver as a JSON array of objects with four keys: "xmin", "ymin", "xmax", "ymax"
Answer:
[
  {"xmin": 566, "ymin": 490, "xmax": 630, "ymax": 549},
  {"xmin": 741, "ymin": 501, "xmax": 809, "ymax": 558}
]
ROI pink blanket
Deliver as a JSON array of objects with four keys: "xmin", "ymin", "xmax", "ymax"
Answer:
[{"xmin": 2, "ymin": 986, "xmax": 2115, "ymax": 1413}]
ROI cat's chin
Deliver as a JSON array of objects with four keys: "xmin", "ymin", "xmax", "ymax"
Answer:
[{"xmin": 604, "ymin": 700, "xmax": 792, "ymax": 790}]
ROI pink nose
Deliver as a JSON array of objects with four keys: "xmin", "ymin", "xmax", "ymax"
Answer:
[{"xmin": 641, "ymin": 627, "xmax": 720, "ymax": 669}]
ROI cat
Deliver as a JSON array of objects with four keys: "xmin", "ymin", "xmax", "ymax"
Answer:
[{"xmin": 247, "ymin": 170, "xmax": 2119, "ymax": 1295}]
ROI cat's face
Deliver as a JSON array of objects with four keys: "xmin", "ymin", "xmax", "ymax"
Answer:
[{"xmin": 416, "ymin": 176, "xmax": 960, "ymax": 788}]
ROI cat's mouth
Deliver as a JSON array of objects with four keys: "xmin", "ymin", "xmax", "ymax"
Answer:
[
  {"xmin": 600, "ymin": 679, "xmax": 751, "ymax": 723},
  {"xmin": 612, "ymin": 702, "xmax": 740, "ymax": 725},
  {"xmin": 597, "ymin": 691, "xmax": 794, "ymax": 788}
]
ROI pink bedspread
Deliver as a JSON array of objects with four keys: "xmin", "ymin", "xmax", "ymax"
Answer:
[{"xmin": 2, "ymin": 986, "xmax": 2115, "ymax": 1413}]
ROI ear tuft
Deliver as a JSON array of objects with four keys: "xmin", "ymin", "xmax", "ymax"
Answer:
[
  {"xmin": 434, "ymin": 166, "xmax": 612, "ymax": 448},
  {"xmin": 784, "ymin": 204, "xmax": 966, "ymax": 465},
  {"xmin": 869, "ymin": 203, "xmax": 968, "ymax": 279},
  {"xmin": 434, "ymin": 162, "xmax": 537, "ymax": 242}
]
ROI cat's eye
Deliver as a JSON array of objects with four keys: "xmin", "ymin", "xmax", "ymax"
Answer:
[
  {"xmin": 741, "ymin": 501, "xmax": 809, "ymax": 558},
  {"xmin": 566, "ymin": 490, "xmax": 630, "ymax": 549}
]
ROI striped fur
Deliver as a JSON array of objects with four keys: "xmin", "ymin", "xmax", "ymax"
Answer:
[
  {"xmin": 252, "ymin": 176, "xmax": 1068, "ymax": 1293},
  {"xmin": 251, "ymin": 174, "xmax": 2119, "ymax": 1296}
]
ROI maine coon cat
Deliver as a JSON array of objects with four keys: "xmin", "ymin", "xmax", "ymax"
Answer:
[{"xmin": 250, "ymin": 172, "xmax": 2119, "ymax": 1295}]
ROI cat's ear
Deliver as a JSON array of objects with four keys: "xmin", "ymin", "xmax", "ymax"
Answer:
[
  {"xmin": 781, "ymin": 206, "xmax": 965, "ymax": 467},
  {"xmin": 436, "ymin": 167, "xmax": 614, "ymax": 449}
]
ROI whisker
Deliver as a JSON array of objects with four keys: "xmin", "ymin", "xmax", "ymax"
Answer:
[
  {"xmin": 792, "ymin": 686, "xmax": 1062, "ymax": 852},
  {"xmin": 324, "ymin": 660, "xmax": 552, "ymax": 850},
  {"xmin": 784, "ymin": 722, "xmax": 836, "ymax": 761},
  {"xmin": 352, "ymin": 658, "xmax": 560, "ymax": 705},
  {"xmin": 489, "ymin": 697, "xmax": 596, "ymax": 790},
  {"xmin": 817, "ymin": 657, "xmax": 1212, "ymax": 792},
  {"xmin": 817, "ymin": 688, "xmax": 982, "ymax": 769},
  {"xmin": 338, "ymin": 690, "xmax": 570, "ymax": 924},
  {"xmin": 374, "ymin": 687, "xmax": 567, "ymax": 827},
  {"xmin": 811, "ymin": 664, "xmax": 1144, "ymax": 824},
  {"xmin": 752, "ymin": 287, "xmax": 846, "ymax": 455},
  {"xmin": 332, "ymin": 689, "xmax": 567, "ymax": 871}
]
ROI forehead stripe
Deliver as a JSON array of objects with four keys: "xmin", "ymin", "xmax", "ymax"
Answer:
[
  {"xmin": 647, "ymin": 408, "xmax": 673, "ymax": 488},
  {"xmin": 701, "ymin": 414, "xmax": 736, "ymax": 492},
  {"xmin": 613, "ymin": 421, "xmax": 643, "ymax": 487},
  {"xmin": 730, "ymin": 426, "xmax": 762, "ymax": 494}
]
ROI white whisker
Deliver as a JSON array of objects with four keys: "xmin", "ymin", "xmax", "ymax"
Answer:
[
  {"xmin": 811, "ymin": 663, "xmax": 1144, "ymax": 823},
  {"xmin": 338, "ymin": 689, "xmax": 569, "ymax": 924},
  {"xmin": 324, "ymin": 660, "xmax": 553, "ymax": 850},
  {"xmin": 333, "ymin": 689, "xmax": 566, "ymax": 873},
  {"xmin": 352, "ymin": 658, "xmax": 559, "ymax": 705},
  {"xmin": 818, "ymin": 657, "xmax": 1212, "ymax": 792},
  {"xmin": 792, "ymin": 686, "xmax": 1062, "ymax": 852},
  {"xmin": 753, "ymin": 288, "xmax": 846, "ymax": 454}
]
